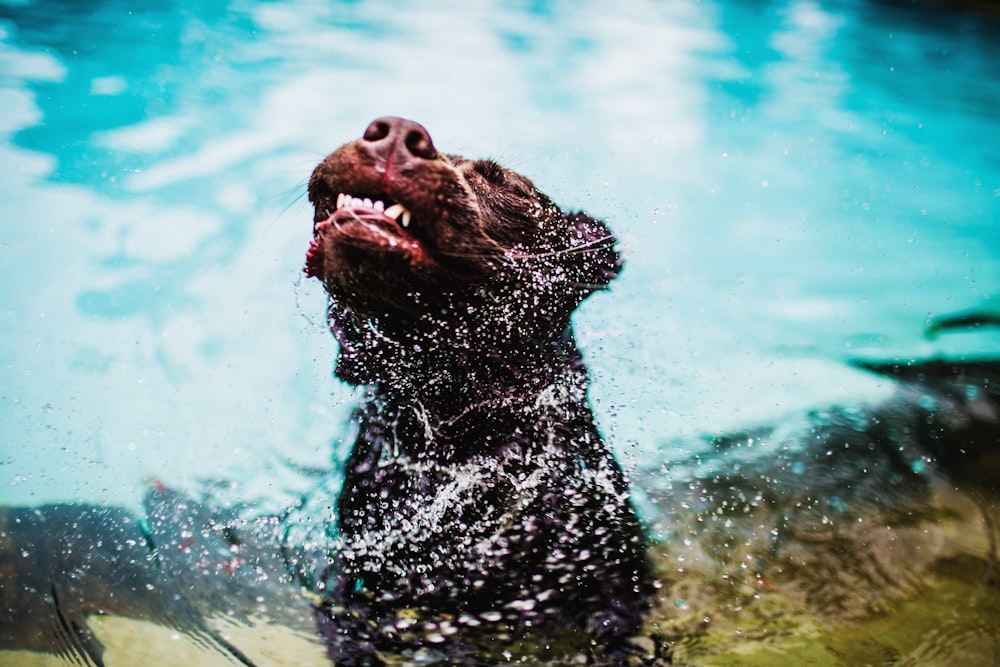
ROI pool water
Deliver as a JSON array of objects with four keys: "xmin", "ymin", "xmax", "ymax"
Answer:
[{"xmin": 1, "ymin": 0, "xmax": 998, "ymax": 664}]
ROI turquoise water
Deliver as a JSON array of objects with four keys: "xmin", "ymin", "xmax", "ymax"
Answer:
[
  {"xmin": 5, "ymin": 0, "xmax": 996, "ymax": 513},
  {"xmin": 1, "ymin": 2, "xmax": 999, "ymax": 662}
]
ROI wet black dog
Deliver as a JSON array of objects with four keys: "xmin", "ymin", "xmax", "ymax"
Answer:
[{"xmin": 305, "ymin": 118, "xmax": 653, "ymax": 664}]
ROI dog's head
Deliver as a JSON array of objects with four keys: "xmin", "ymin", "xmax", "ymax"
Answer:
[{"xmin": 306, "ymin": 117, "xmax": 621, "ymax": 385}]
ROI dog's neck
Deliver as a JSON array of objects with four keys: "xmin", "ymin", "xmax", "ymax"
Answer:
[{"xmin": 347, "ymin": 325, "xmax": 600, "ymax": 462}]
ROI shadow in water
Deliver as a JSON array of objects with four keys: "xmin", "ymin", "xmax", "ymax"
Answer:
[{"xmin": 0, "ymin": 485, "xmax": 318, "ymax": 666}]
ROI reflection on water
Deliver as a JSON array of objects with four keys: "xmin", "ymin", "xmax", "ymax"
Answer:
[{"xmin": 0, "ymin": 0, "xmax": 998, "ymax": 664}]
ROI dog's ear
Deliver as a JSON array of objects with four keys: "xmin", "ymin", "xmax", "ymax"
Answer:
[{"xmin": 557, "ymin": 211, "xmax": 623, "ymax": 296}]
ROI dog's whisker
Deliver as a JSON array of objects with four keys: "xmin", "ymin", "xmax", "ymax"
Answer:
[
  {"xmin": 508, "ymin": 238, "xmax": 618, "ymax": 262},
  {"xmin": 429, "ymin": 239, "xmax": 617, "ymax": 263},
  {"xmin": 554, "ymin": 281, "xmax": 616, "ymax": 291}
]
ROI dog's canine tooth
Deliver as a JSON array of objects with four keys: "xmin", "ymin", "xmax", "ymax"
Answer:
[
  {"xmin": 336, "ymin": 193, "xmax": 346, "ymax": 209},
  {"xmin": 384, "ymin": 204, "xmax": 406, "ymax": 220},
  {"xmin": 400, "ymin": 210, "xmax": 412, "ymax": 228}
]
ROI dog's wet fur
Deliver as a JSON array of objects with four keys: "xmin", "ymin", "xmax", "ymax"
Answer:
[{"xmin": 305, "ymin": 117, "xmax": 653, "ymax": 664}]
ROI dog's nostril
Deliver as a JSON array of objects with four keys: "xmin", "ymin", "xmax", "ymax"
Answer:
[
  {"xmin": 405, "ymin": 128, "xmax": 437, "ymax": 160},
  {"xmin": 363, "ymin": 119, "xmax": 391, "ymax": 143}
]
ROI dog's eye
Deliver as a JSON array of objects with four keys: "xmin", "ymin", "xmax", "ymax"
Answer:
[{"xmin": 473, "ymin": 160, "xmax": 508, "ymax": 185}]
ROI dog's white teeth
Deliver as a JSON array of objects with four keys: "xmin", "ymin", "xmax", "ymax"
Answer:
[
  {"xmin": 336, "ymin": 195, "xmax": 411, "ymax": 226},
  {"xmin": 338, "ymin": 194, "xmax": 359, "ymax": 209}
]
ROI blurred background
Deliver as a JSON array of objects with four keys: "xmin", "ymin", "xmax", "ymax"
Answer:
[{"xmin": 1, "ymin": 0, "xmax": 997, "ymax": 513}]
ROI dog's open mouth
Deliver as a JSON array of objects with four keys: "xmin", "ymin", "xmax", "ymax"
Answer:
[
  {"xmin": 306, "ymin": 190, "xmax": 441, "ymax": 280},
  {"xmin": 340, "ymin": 194, "xmax": 412, "ymax": 228},
  {"xmin": 315, "ymin": 193, "xmax": 414, "ymax": 238}
]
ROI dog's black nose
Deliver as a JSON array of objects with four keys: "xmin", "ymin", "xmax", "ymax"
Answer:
[{"xmin": 361, "ymin": 116, "xmax": 438, "ymax": 163}]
